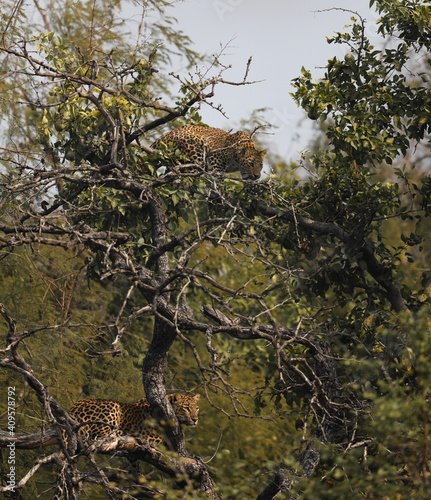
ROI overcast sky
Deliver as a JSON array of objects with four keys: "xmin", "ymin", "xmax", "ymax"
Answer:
[{"xmin": 153, "ymin": 0, "xmax": 379, "ymax": 160}]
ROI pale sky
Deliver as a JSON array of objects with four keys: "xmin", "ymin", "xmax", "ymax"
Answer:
[{"xmin": 158, "ymin": 0, "xmax": 378, "ymax": 161}]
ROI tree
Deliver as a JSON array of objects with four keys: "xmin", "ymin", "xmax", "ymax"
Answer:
[{"xmin": 1, "ymin": 0, "xmax": 431, "ymax": 498}]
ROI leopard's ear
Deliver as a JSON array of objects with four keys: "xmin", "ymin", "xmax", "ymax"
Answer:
[
  {"xmin": 259, "ymin": 149, "xmax": 267, "ymax": 158},
  {"xmin": 194, "ymin": 394, "xmax": 200, "ymax": 401}
]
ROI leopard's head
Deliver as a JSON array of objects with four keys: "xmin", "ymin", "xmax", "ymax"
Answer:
[
  {"xmin": 168, "ymin": 394, "xmax": 200, "ymax": 427},
  {"xmin": 238, "ymin": 145, "xmax": 266, "ymax": 180}
]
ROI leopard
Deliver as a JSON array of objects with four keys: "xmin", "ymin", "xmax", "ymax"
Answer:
[
  {"xmin": 65, "ymin": 393, "xmax": 200, "ymax": 444},
  {"xmin": 54, "ymin": 394, "xmax": 199, "ymax": 499},
  {"xmin": 151, "ymin": 125, "xmax": 266, "ymax": 180}
]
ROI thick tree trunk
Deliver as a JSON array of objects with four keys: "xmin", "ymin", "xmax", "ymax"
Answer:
[{"xmin": 141, "ymin": 314, "xmax": 187, "ymax": 455}]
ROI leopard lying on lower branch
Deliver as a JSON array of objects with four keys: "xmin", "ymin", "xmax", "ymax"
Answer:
[
  {"xmin": 53, "ymin": 394, "xmax": 200, "ymax": 499},
  {"xmin": 62, "ymin": 393, "xmax": 200, "ymax": 445}
]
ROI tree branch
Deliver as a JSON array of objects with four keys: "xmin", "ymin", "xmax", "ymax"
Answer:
[{"xmin": 258, "ymin": 203, "xmax": 407, "ymax": 312}]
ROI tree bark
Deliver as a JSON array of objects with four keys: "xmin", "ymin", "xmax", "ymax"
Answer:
[{"xmin": 141, "ymin": 194, "xmax": 187, "ymax": 455}]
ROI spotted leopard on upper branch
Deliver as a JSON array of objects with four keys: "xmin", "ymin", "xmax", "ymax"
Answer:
[
  {"xmin": 63, "ymin": 393, "xmax": 200, "ymax": 445},
  {"xmin": 151, "ymin": 125, "xmax": 266, "ymax": 180}
]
